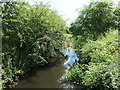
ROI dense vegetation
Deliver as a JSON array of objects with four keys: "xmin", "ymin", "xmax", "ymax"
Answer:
[
  {"xmin": 70, "ymin": 1, "xmax": 119, "ymax": 48},
  {"xmin": 1, "ymin": 2, "xmax": 67, "ymax": 88},
  {"xmin": 65, "ymin": 1, "xmax": 120, "ymax": 90},
  {"xmin": 1, "ymin": 0, "xmax": 119, "ymax": 89}
]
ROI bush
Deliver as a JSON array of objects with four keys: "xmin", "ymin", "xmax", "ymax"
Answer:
[
  {"xmin": 2, "ymin": 2, "xmax": 67, "ymax": 88},
  {"xmin": 64, "ymin": 64, "xmax": 86, "ymax": 85},
  {"xmin": 65, "ymin": 0, "xmax": 119, "ymax": 89},
  {"xmin": 64, "ymin": 30, "xmax": 119, "ymax": 89},
  {"xmin": 81, "ymin": 30, "xmax": 119, "ymax": 89},
  {"xmin": 83, "ymin": 62, "xmax": 119, "ymax": 89},
  {"xmin": 70, "ymin": 1, "xmax": 119, "ymax": 48}
]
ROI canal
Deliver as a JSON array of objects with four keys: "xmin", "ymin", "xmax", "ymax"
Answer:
[{"xmin": 15, "ymin": 49, "xmax": 83, "ymax": 89}]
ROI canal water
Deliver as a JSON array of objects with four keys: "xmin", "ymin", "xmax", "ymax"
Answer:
[
  {"xmin": 15, "ymin": 62, "xmax": 77, "ymax": 88},
  {"xmin": 15, "ymin": 63, "xmax": 67, "ymax": 88},
  {"xmin": 15, "ymin": 49, "xmax": 83, "ymax": 88}
]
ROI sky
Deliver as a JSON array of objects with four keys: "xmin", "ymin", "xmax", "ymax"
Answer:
[{"xmin": 25, "ymin": 0, "xmax": 120, "ymax": 26}]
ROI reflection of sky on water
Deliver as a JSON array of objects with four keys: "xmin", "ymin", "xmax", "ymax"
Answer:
[{"xmin": 63, "ymin": 48, "xmax": 79, "ymax": 68}]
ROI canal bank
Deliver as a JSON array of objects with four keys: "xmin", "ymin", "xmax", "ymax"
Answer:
[{"xmin": 13, "ymin": 49, "xmax": 84, "ymax": 89}]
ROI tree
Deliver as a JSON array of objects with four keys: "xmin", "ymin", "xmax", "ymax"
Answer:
[
  {"xmin": 70, "ymin": 1, "xmax": 119, "ymax": 48},
  {"xmin": 2, "ymin": 1, "xmax": 67, "ymax": 88}
]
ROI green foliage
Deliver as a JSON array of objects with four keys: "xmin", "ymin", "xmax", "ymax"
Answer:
[
  {"xmin": 66, "ymin": 1, "xmax": 119, "ymax": 89},
  {"xmin": 83, "ymin": 62, "xmax": 119, "ymax": 89},
  {"xmin": 81, "ymin": 30, "xmax": 119, "ymax": 89},
  {"xmin": 2, "ymin": 1, "xmax": 67, "ymax": 88},
  {"xmin": 80, "ymin": 30, "xmax": 118, "ymax": 63},
  {"xmin": 70, "ymin": 1, "xmax": 119, "ymax": 48},
  {"xmin": 64, "ymin": 65, "xmax": 86, "ymax": 84},
  {"xmin": 65, "ymin": 30, "xmax": 119, "ymax": 89}
]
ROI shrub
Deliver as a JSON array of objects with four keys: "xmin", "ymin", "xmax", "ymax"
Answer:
[
  {"xmin": 64, "ymin": 64, "xmax": 86, "ymax": 85},
  {"xmin": 83, "ymin": 62, "xmax": 119, "ymax": 89},
  {"xmin": 65, "ymin": 30, "xmax": 119, "ymax": 89},
  {"xmin": 2, "ymin": 1, "xmax": 67, "ymax": 88}
]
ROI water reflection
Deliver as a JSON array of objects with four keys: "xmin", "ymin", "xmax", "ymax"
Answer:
[
  {"xmin": 63, "ymin": 48, "xmax": 79, "ymax": 69},
  {"xmin": 15, "ymin": 49, "xmax": 80, "ymax": 88},
  {"xmin": 15, "ymin": 64, "xmax": 65, "ymax": 88}
]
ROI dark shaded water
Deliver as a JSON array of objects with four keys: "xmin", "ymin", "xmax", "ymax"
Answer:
[
  {"xmin": 15, "ymin": 49, "xmax": 83, "ymax": 88},
  {"xmin": 15, "ymin": 63, "xmax": 67, "ymax": 88},
  {"xmin": 15, "ymin": 63, "xmax": 83, "ymax": 88}
]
